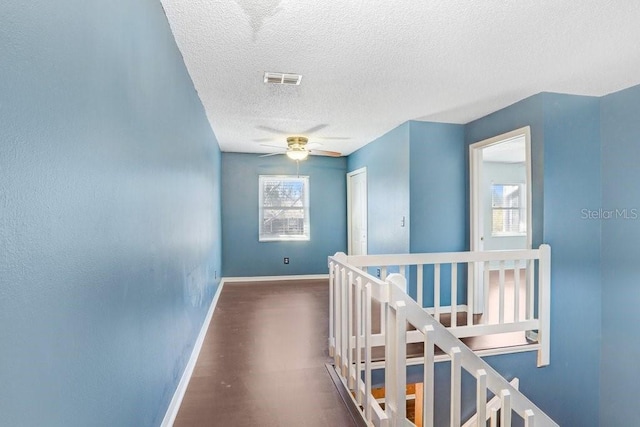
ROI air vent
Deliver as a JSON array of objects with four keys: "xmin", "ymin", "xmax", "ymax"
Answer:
[{"xmin": 263, "ymin": 72, "xmax": 302, "ymax": 85}]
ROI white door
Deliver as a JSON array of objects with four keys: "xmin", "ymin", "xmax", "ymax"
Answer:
[
  {"xmin": 470, "ymin": 127, "xmax": 532, "ymax": 312},
  {"xmin": 347, "ymin": 168, "xmax": 368, "ymax": 255}
]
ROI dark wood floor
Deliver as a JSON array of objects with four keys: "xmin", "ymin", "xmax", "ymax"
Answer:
[
  {"xmin": 174, "ymin": 279, "xmax": 359, "ymax": 427},
  {"xmin": 174, "ymin": 272, "xmax": 529, "ymax": 425}
]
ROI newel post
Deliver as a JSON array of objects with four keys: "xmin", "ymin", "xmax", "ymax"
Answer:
[
  {"xmin": 386, "ymin": 273, "xmax": 407, "ymax": 293},
  {"xmin": 538, "ymin": 244, "xmax": 551, "ymax": 367},
  {"xmin": 385, "ymin": 274, "xmax": 407, "ymax": 426},
  {"xmin": 329, "ymin": 257, "xmax": 335, "ymax": 357}
]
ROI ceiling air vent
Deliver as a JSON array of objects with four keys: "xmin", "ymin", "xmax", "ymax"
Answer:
[{"xmin": 264, "ymin": 72, "xmax": 302, "ymax": 85}]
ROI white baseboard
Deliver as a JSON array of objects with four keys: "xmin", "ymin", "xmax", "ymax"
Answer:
[
  {"xmin": 222, "ymin": 274, "xmax": 329, "ymax": 283},
  {"xmin": 161, "ymin": 281, "xmax": 224, "ymax": 427}
]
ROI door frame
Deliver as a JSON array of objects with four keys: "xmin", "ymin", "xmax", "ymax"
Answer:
[
  {"xmin": 469, "ymin": 126, "xmax": 532, "ymax": 311},
  {"xmin": 347, "ymin": 167, "xmax": 368, "ymax": 255}
]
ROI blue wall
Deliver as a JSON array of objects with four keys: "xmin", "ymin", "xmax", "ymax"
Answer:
[
  {"xmin": 409, "ymin": 121, "xmax": 466, "ymax": 253},
  {"xmin": 362, "ymin": 106, "xmax": 600, "ymax": 424},
  {"xmin": 600, "ymin": 84, "xmax": 640, "ymax": 425},
  {"xmin": 0, "ymin": 1, "xmax": 221, "ymax": 425},
  {"xmin": 408, "ymin": 121, "xmax": 467, "ymax": 302},
  {"xmin": 466, "ymin": 93, "xmax": 602, "ymax": 426},
  {"xmin": 348, "ymin": 123, "xmax": 411, "ymax": 254},
  {"xmin": 221, "ymin": 153, "xmax": 347, "ymax": 276}
]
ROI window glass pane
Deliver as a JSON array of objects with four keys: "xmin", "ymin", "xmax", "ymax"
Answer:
[
  {"xmin": 492, "ymin": 209, "xmax": 522, "ymax": 234},
  {"xmin": 262, "ymin": 179, "xmax": 305, "ymax": 208},
  {"xmin": 492, "ymin": 184, "xmax": 520, "ymax": 208},
  {"xmin": 491, "ymin": 184, "xmax": 526, "ymax": 236},
  {"xmin": 262, "ymin": 209, "xmax": 305, "ymax": 235},
  {"xmin": 259, "ymin": 176, "xmax": 310, "ymax": 241}
]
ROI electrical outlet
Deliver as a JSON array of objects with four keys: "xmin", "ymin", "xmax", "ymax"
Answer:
[
  {"xmin": 376, "ymin": 268, "xmax": 381, "ymax": 278},
  {"xmin": 284, "ymin": 257, "xmax": 290, "ymax": 264}
]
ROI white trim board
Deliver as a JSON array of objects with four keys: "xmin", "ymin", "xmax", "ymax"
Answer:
[
  {"xmin": 222, "ymin": 274, "xmax": 329, "ymax": 283},
  {"xmin": 161, "ymin": 281, "xmax": 224, "ymax": 427}
]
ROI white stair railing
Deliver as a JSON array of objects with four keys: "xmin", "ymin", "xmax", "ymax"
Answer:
[
  {"xmin": 328, "ymin": 246, "xmax": 556, "ymax": 427},
  {"xmin": 342, "ymin": 245, "xmax": 551, "ymax": 367},
  {"xmin": 462, "ymin": 378, "xmax": 519, "ymax": 427}
]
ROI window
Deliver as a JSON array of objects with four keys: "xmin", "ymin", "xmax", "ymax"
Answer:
[
  {"xmin": 259, "ymin": 175, "xmax": 310, "ymax": 241},
  {"xmin": 491, "ymin": 183, "xmax": 526, "ymax": 236}
]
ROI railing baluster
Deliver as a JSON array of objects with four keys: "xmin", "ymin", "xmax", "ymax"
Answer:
[
  {"xmin": 467, "ymin": 262, "xmax": 474, "ymax": 327},
  {"xmin": 400, "ymin": 265, "xmax": 406, "ymax": 279},
  {"xmin": 417, "ymin": 264, "xmax": 424, "ymax": 307},
  {"xmin": 490, "ymin": 407, "xmax": 499, "ymax": 427},
  {"xmin": 501, "ymin": 389, "xmax": 512, "ymax": 426},
  {"xmin": 354, "ymin": 277, "xmax": 363, "ymax": 402},
  {"xmin": 423, "ymin": 325, "xmax": 435, "ymax": 427},
  {"xmin": 347, "ymin": 271, "xmax": 354, "ymax": 389},
  {"xmin": 476, "ymin": 369, "xmax": 487, "ymax": 427},
  {"xmin": 341, "ymin": 267, "xmax": 348, "ymax": 377},
  {"xmin": 344, "ymin": 271, "xmax": 354, "ymax": 390},
  {"xmin": 514, "ymin": 260, "xmax": 521, "ymax": 322},
  {"xmin": 380, "ymin": 267, "xmax": 387, "ymax": 336},
  {"xmin": 451, "ymin": 263, "xmax": 458, "ymax": 328},
  {"xmin": 364, "ymin": 282, "xmax": 372, "ymax": 423},
  {"xmin": 538, "ymin": 245, "xmax": 551, "ymax": 367},
  {"xmin": 334, "ymin": 264, "xmax": 342, "ymax": 367},
  {"xmin": 395, "ymin": 300, "xmax": 407, "ymax": 425},
  {"xmin": 526, "ymin": 258, "xmax": 534, "ymax": 320},
  {"xmin": 524, "ymin": 409, "xmax": 535, "ymax": 427},
  {"xmin": 329, "ymin": 261, "xmax": 335, "ymax": 357},
  {"xmin": 434, "ymin": 264, "xmax": 441, "ymax": 322},
  {"xmin": 450, "ymin": 347, "xmax": 461, "ymax": 427},
  {"xmin": 483, "ymin": 261, "xmax": 490, "ymax": 324},
  {"xmin": 385, "ymin": 299, "xmax": 407, "ymax": 423},
  {"xmin": 499, "ymin": 261, "xmax": 505, "ymax": 324},
  {"xmin": 380, "ymin": 297, "xmax": 386, "ymax": 335}
]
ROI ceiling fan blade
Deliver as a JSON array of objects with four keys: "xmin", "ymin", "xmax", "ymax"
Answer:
[
  {"xmin": 256, "ymin": 125, "xmax": 287, "ymax": 135},
  {"xmin": 315, "ymin": 136, "xmax": 351, "ymax": 140},
  {"xmin": 301, "ymin": 124, "xmax": 328, "ymax": 135},
  {"xmin": 260, "ymin": 143, "xmax": 287, "ymax": 149},
  {"xmin": 310, "ymin": 149, "xmax": 342, "ymax": 157},
  {"xmin": 259, "ymin": 152, "xmax": 283, "ymax": 158}
]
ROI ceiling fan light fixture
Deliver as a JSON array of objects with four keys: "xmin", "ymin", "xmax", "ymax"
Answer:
[{"xmin": 286, "ymin": 150, "xmax": 309, "ymax": 161}]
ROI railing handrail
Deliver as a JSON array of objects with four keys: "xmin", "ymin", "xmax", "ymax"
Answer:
[
  {"xmin": 346, "ymin": 247, "xmax": 543, "ymax": 267},
  {"xmin": 328, "ymin": 245, "xmax": 556, "ymax": 427}
]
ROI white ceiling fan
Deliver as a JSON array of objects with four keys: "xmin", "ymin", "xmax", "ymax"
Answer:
[{"xmin": 260, "ymin": 136, "xmax": 342, "ymax": 161}]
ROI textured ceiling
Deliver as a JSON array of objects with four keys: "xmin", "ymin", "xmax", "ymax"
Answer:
[{"xmin": 160, "ymin": 0, "xmax": 640, "ymax": 155}]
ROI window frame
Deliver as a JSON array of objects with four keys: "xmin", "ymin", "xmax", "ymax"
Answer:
[{"xmin": 258, "ymin": 175, "xmax": 310, "ymax": 242}]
